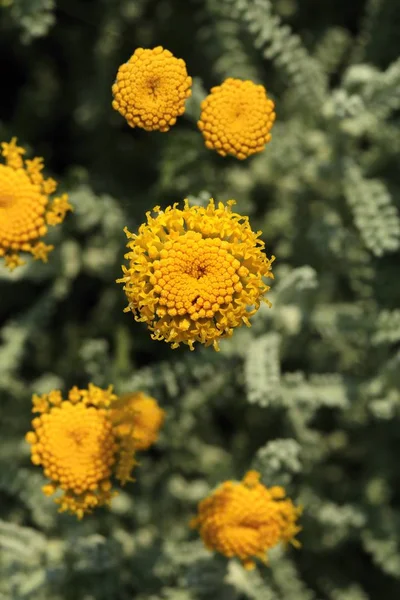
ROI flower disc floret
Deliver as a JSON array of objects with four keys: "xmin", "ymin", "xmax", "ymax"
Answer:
[
  {"xmin": 198, "ymin": 78, "xmax": 276, "ymax": 160},
  {"xmin": 112, "ymin": 46, "xmax": 192, "ymax": 132},
  {"xmin": 25, "ymin": 384, "xmax": 138, "ymax": 518},
  {"xmin": 118, "ymin": 199, "xmax": 274, "ymax": 351},
  {"xmin": 0, "ymin": 138, "xmax": 72, "ymax": 270},
  {"xmin": 111, "ymin": 392, "xmax": 165, "ymax": 451},
  {"xmin": 191, "ymin": 471, "xmax": 301, "ymax": 570}
]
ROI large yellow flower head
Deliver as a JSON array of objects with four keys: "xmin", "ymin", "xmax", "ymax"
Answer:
[
  {"xmin": 112, "ymin": 46, "xmax": 192, "ymax": 132},
  {"xmin": 198, "ymin": 78, "xmax": 276, "ymax": 160},
  {"xmin": 111, "ymin": 392, "xmax": 165, "ymax": 451},
  {"xmin": 25, "ymin": 384, "xmax": 138, "ymax": 519},
  {"xmin": 191, "ymin": 471, "xmax": 301, "ymax": 570},
  {"xmin": 118, "ymin": 199, "xmax": 274, "ymax": 351},
  {"xmin": 0, "ymin": 138, "xmax": 72, "ymax": 270}
]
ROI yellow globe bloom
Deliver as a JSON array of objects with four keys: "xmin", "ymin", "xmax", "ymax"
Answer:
[
  {"xmin": 25, "ymin": 384, "xmax": 138, "ymax": 519},
  {"xmin": 112, "ymin": 46, "xmax": 192, "ymax": 132},
  {"xmin": 191, "ymin": 471, "xmax": 301, "ymax": 570},
  {"xmin": 111, "ymin": 392, "xmax": 165, "ymax": 451},
  {"xmin": 198, "ymin": 78, "xmax": 276, "ymax": 160},
  {"xmin": 118, "ymin": 199, "xmax": 274, "ymax": 351},
  {"xmin": 0, "ymin": 138, "xmax": 72, "ymax": 270}
]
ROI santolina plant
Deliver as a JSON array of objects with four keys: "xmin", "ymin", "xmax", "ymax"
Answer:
[
  {"xmin": 112, "ymin": 46, "xmax": 192, "ymax": 131},
  {"xmin": 118, "ymin": 199, "xmax": 275, "ymax": 350},
  {"xmin": 198, "ymin": 78, "xmax": 276, "ymax": 159},
  {"xmin": 191, "ymin": 471, "xmax": 301, "ymax": 570},
  {"xmin": 0, "ymin": 138, "xmax": 72, "ymax": 270},
  {"xmin": 2, "ymin": 1, "xmax": 399, "ymax": 598},
  {"xmin": 25, "ymin": 385, "xmax": 164, "ymax": 518}
]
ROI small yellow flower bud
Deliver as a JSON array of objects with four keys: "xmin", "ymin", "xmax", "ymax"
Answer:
[
  {"xmin": 112, "ymin": 46, "xmax": 192, "ymax": 132},
  {"xmin": 198, "ymin": 78, "xmax": 276, "ymax": 159},
  {"xmin": 191, "ymin": 471, "xmax": 301, "ymax": 569}
]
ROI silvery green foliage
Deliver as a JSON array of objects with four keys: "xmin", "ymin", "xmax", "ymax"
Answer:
[
  {"xmin": 1, "ymin": 0, "xmax": 400, "ymax": 599},
  {"xmin": 244, "ymin": 0, "xmax": 327, "ymax": 110},
  {"xmin": 372, "ymin": 310, "xmax": 400, "ymax": 345},
  {"xmin": 200, "ymin": 1, "xmax": 259, "ymax": 81},
  {"xmin": 244, "ymin": 333, "xmax": 281, "ymax": 406},
  {"xmin": 253, "ymin": 439, "xmax": 302, "ymax": 487},
  {"xmin": 0, "ymin": 520, "xmax": 58, "ymax": 599},
  {"xmin": 314, "ymin": 28, "xmax": 352, "ymax": 76},
  {"xmin": 344, "ymin": 160, "xmax": 400, "ymax": 256},
  {"xmin": 1, "ymin": 0, "xmax": 55, "ymax": 42}
]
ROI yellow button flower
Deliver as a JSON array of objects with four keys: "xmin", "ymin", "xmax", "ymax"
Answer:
[
  {"xmin": 191, "ymin": 471, "xmax": 301, "ymax": 570},
  {"xmin": 25, "ymin": 384, "xmax": 137, "ymax": 519},
  {"xmin": 198, "ymin": 78, "xmax": 276, "ymax": 160},
  {"xmin": 112, "ymin": 46, "xmax": 192, "ymax": 132},
  {"xmin": 0, "ymin": 138, "xmax": 72, "ymax": 270},
  {"xmin": 118, "ymin": 199, "xmax": 274, "ymax": 351},
  {"xmin": 111, "ymin": 392, "xmax": 165, "ymax": 451}
]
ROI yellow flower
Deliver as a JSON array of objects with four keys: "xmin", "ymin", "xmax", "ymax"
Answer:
[
  {"xmin": 0, "ymin": 138, "xmax": 72, "ymax": 270},
  {"xmin": 112, "ymin": 46, "xmax": 192, "ymax": 132},
  {"xmin": 111, "ymin": 392, "xmax": 165, "ymax": 451},
  {"xmin": 191, "ymin": 471, "xmax": 301, "ymax": 570},
  {"xmin": 118, "ymin": 199, "xmax": 274, "ymax": 351},
  {"xmin": 25, "ymin": 384, "xmax": 137, "ymax": 519},
  {"xmin": 198, "ymin": 78, "xmax": 276, "ymax": 160}
]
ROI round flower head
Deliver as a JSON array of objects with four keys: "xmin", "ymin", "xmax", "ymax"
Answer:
[
  {"xmin": 198, "ymin": 78, "xmax": 276, "ymax": 160},
  {"xmin": 191, "ymin": 471, "xmax": 301, "ymax": 570},
  {"xmin": 111, "ymin": 392, "xmax": 165, "ymax": 451},
  {"xmin": 25, "ymin": 384, "xmax": 138, "ymax": 519},
  {"xmin": 118, "ymin": 199, "xmax": 274, "ymax": 351},
  {"xmin": 112, "ymin": 46, "xmax": 192, "ymax": 132},
  {"xmin": 0, "ymin": 138, "xmax": 72, "ymax": 270}
]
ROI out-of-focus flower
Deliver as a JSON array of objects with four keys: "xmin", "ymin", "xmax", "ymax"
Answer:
[
  {"xmin": 198, "ymin": 78, "xmax": 276, "ymax": 159},
  {"xmin": 191, "ymin": 470, "xmax": 301, "ymax": 570},
  {"xmin": 111, "ymin": 392, "xmax": 165, "ymax": 451},
  {"xmin": 112, "ymin": 46, "xmax": 192, "ymax": 131},
  {"xmin": 25, "ymin": 384, "xmax": 137, "ymax": 518},
  {"xmin": 118, "ymin": 199, "xmax": 274, "ymax": 351},
  {"xmin": 0, "ymin": 138, "xmax": 72, "ymax": 270}
]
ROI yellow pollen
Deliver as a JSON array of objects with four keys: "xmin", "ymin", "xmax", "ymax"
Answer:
[
  {"xmin": 198, "ymin": 78, "xmax": 276, "ymax": 160},
  {"xmin": 191, "ymin": 471, "xmax": 302, "ymax": 570},
  {"xmin": 118, "ymin": 199, "xmax": 274, "ymax": 350}
]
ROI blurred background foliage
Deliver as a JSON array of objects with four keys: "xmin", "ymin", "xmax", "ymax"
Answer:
[{"xmin": 1, "ymin": 0, "xmax": 400, "ymax": 598}]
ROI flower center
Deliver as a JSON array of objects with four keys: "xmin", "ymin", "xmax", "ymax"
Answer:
[
  {"xmin": 152, "ymin": 233, "xmax": 245, "ymax": 321},
  {"xmin": 234, "ymin": 103, "xmax": 245, "ymax": 119},
  {"xmin": 147, "ymin": 76, "xmax": 160, "ymax": 98},
  {"xmin": 34, "ymin": 403, "xmax": 117, "ymax": 493},
  {"xmin": 0, "ymin": 193, "xmax": 14, "ymax": 208},
  {"xmin": 228, "ymin": 98, "xmax": 249, "ymax": 128},
  {"xmin": 185, "ymin": 260, "xmax": 208, "ymax": 279},
  {"xmin": 68, "ymin": 427, "xmax": 88, "ymax": 447}
]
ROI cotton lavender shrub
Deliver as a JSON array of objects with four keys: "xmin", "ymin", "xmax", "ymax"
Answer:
[{"xmin": 1, "ymin": 0, "xmax": 400, "ymax": 599}]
